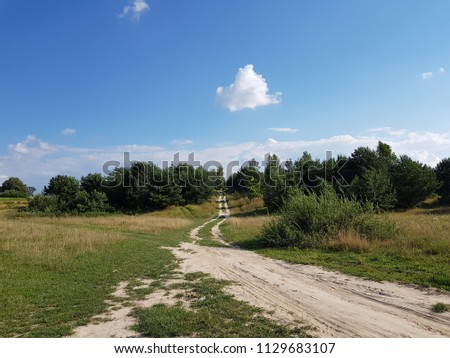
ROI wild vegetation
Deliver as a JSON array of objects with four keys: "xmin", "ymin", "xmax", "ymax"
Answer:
[{"xmin": 263, "ymin": 187, "xmax": 396, "ymax": 248}]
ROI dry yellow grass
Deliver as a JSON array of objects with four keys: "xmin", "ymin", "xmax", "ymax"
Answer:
[
  {"xmin": 0, "ymin": 217, "xmax": 125, "ymax": 264},
  {"xmin": 387, "ymin": 209, "xmax": 450, "ymax": 255},
  {"xmin": 25, "ymin": 214, "xmax": 191, "ymax": 233},
  {"xmin": 227, "ymin": 216, "xmax": 272, "ymax": 230},
  {"xmin": 227, "ymin": 196, "xmax": 265, "ymax": 215},
  {"xmin": 326, "ymin": 231, "xmax": 370, "ymax": 253},
  {"xmin": 0, "ymin": 198, "xmax": 28, "ymax": 214}
]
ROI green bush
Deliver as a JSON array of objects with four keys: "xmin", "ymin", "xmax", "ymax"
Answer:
[
  {"xmin": 28, "ymin": 194, "xmax": 59, "ymax": 213},
  {"xmin": 0, "ymin": 190, "xmax": 29, "ymax": 198},
  {"xmin": 263, "ymin": 187, "xmax": 396, "ymax": 248}
]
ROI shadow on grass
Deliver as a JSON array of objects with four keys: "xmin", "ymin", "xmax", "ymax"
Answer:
[
  {"xmin": 231, "ymin": 236, "xmax": 268, "ymax": 250},
  {"xmin": 417, "ymin": 206, "xmax": 450, "ymax": 216},
  {"xmin": 231, "ymin": 208, "xmax": 269, "ymax": 218}
]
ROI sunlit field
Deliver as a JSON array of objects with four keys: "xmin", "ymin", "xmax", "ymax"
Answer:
[{"xmin": 0, "ymin": 198, "xmax": 215, "ymax": 337}]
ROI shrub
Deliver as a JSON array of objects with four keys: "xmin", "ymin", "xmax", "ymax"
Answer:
[
  {"xmin": 0, "ymin": 190, "xmax": 29, "ymax": 198},
  {"xmin": 28, "ymin": 194, "xmax": 59, "ymax": 213},
  {"xmin": 263, "ymin": 187, "xmax": 396, "ymax": 248}
]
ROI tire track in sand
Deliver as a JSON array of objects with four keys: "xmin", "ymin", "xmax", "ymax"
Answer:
[{"xmin": 170, "ymin": 195, "xmax": 450, "ymax": 337}]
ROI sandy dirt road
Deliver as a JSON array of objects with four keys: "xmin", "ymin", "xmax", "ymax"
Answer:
[{"xmin": 171, "ymin": 195, "xmax": 450, "ymax": 338}]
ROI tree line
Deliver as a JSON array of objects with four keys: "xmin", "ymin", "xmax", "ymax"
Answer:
[
  {"xmin": 227, "ymin": 141, "xmax": 450, "ymax": 211},
  {"xmin": 1, "ymin": 141, "xmax": 449, "ymax": 214},
  {"xmin": 22, "ymin": 163, "xmax": 224, "ymax": 214}
]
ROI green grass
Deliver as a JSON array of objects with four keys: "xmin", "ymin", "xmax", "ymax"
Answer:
[
  {"xmin": 1, "ymin": 196, "xmax": 307, "ymax": 338},
  {"xmin": 133, "ymin": 273, "xmax": 310, "ymax": 338},
  {"xmin": 196, "ymin": 218, "xmax": 228, "ymax": 247},
  {"xmin": 432, "ymin": 302, "xmax": 450, "ymax": 313},
  {"xmin": 0, "ymin": 227, "xmax": 191, "ymax": 337},
  {"xmin": 0, "ymin": 201, "xmax": 215, "ymax": 337},
  {"xmin": 221, "ymin": 200, "xmax": 450, "ymax": 292}
]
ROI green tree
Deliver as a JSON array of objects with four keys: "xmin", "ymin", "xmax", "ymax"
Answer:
[
  {"xmin": 44, "ymin": 175, "xmax": 80, "ymax": 201},
  {"xmin": 44, "ymin": 175, "xmax": 80, "ymax": 211},
  {"xmin": 237, "ymin": 159, "xmax": 262, "ymax": 199},
  {"xmin": 391, "ymin": 156, "xmax": 441, "ymax": 208},
  {"xmin": 435, "ymin": 158, "xmax": 450, "ymax": 203},
  {"xmin": 80, "ymin": 173, "xmax": 104, "ymax": 194},
  {"xmin": 349, "ymin": 169, "xmax": 397, "ymax": 211},
  {"xmin": 263, "ymin": 154, "xmax": 288, "ymax": 212},
  {"xmin": 1, "ymin": 177, "xmax": 28, "ymax": 197}
]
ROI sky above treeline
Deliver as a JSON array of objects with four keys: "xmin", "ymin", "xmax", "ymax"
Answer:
[{"xmin": 1, "ymin": 0, "xmax": 450, "ymax": 190}]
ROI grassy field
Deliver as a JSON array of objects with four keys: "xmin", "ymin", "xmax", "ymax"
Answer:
[
  {"xmin": 0, "ymin": 198, "xmax": 217, "ymax": 337},
  {"xmin": 0, "ymin": 197, "xmax": 308, "ymax": 338},
  {"xmin": 222, "ymin": 197, "xmax": 450, "ymax": 291}
]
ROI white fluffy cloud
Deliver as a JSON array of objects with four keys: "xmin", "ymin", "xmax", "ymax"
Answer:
[
  {"xmin": 62, "ymin": 128, "xmax": 76, "ymax": 135},
  {"xmin": 119, "ymin": 0, "xmax": 149, "ymax": 21},
  {"xmin": 269, "ymin": 127, "xmax": 298, "ymax": 133},
  {"xmin": 216, "ymin": 64, "xmax": 281, "ymax": 112}
]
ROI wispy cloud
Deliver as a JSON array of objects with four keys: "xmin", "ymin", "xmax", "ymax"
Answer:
[
  {"xmin": 62, "ymin": 128, "xmax": 76, "ymax": 135},
  {"xmin": 421, "ymin": 67, "xmax": 445, "ymax": 80},
  {"xmin": 171, "ymin": 139, "xmax": 194, "ymax": 146},
  {"xmin": 269, "ymin": 127, "xmax": 298, "ymax": 133},
  {"xmin": 216, "ymin": 64, "xmax": 281, "ymax": 112},
  {"xmin": 119, "ymin": 0, "xmax": 149, "ymax": 21},
  {"xmin": 368, "ymin": 127, "xmax": 406, "ymax": 136}
]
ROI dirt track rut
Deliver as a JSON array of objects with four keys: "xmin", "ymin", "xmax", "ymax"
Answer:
[{"xmin": 171, "ymin": 195, "xmax": 450, "ymax": 338}]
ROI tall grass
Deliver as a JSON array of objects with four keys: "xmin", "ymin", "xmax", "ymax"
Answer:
[
  {"xmin": 263, "ymin": 188, "xmax": 396, "ymax": 248},
  {"xmin": 0, "ymin": 218, "xmax": 125, "ymax": 265},
  {"xmin": 25, "ymin": 215, "xmax": 191, "ymax": 234},
  {"xmin": 227, "ymin": 196, "xmax": 265, "ymax": 215}
]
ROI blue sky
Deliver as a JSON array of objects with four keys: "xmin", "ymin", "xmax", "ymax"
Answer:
[{"xmin": 1, "ymin": 0, "xmax": 450, "ymax": 189}]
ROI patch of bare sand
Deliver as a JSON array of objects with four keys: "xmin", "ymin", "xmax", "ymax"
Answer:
[{"xmin": 71, "ymin": 278, "xmax": 191, "ymax": 338}]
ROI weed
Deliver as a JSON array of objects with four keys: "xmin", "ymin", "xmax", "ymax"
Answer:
[{"xmin": 432, "ymin": 302, "xmax": 450, "ymax": 313}]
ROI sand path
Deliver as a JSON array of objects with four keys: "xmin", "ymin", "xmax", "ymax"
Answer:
[
  {"xmin": 72, "ymin": 195, "xmax": 450, "ymax": 337},
  {"xmin": 170, "ymin": 195, "xmax": 450, "ymax": 337}
]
